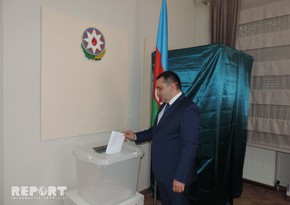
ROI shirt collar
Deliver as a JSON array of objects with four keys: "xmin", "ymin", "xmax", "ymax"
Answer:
[{"xmin": 168, "ymin": 92, "xmax": 182, "ymax": 106}]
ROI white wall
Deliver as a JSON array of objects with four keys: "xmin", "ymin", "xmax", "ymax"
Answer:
[
  {"xmin": 2, "ymin": 0, "xmax": 209, "ymax": 205},
  {"xmin": 0, "ymin": 0, "xmax": 4, "ymax": 204},
  {"xmin": 193, "ymin": 0, "xmax": 210, "ymax": 45},
  {"xmin": 140, "ymin": 0, "xmax": 209, "ymax": 50},
  {"xmin": 3, "ymin": 1, "xmax": 141, "ymax": 205}
]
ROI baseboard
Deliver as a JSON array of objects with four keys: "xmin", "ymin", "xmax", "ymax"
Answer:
[
  {"xmin": 139, "ymin": 189, "xmax": 148, "ymax": 196},
  {"xmin": 141, "ymin": 180, "xmax": 288, "ymax": 197},
  {"xmin": 243, "ymin": 179, "xmax": 287, "ymax": 192}
]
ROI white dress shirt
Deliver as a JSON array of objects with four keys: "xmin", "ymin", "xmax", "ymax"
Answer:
[{"xmin": 157, "ymin": 92, "xmax": 182, "ymax": 124}]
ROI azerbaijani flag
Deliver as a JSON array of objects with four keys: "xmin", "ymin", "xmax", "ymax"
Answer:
[{"xmin": 151, "ymin": 0, "xmax": 168, "ymax": 125}]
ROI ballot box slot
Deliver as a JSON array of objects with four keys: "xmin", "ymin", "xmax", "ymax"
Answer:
[{"xmin": 93, "ymin": 145, "xmax": 107, "ymax": 153}]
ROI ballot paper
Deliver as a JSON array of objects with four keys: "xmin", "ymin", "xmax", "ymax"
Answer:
[{"xmin": 106, "ymin": 131, "xmax": 125, "ymax": 154}]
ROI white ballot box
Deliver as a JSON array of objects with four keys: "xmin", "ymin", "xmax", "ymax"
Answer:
[
  {"xmin": 72, "ymin": 142, "xmax": 143, "ymax": 205},
  {"xmin": 64, "ymin": 190, "xmax": 144, "ymax": 205}
]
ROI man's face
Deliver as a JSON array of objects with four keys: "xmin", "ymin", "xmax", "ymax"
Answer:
[{"xmin": 156, "ymin": 77, "xmax": 172, "ymax": 103}]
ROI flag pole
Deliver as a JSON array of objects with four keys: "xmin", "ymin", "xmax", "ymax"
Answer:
[{"xmin": 151, "ymin": 0, "xmax": 168, "ymax": 204}]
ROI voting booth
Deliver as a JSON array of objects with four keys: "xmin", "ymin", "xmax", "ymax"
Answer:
[
  {"xmin": 71, "ymin": 142, "xmax": 143, "ymax": 205},
  {"xmin": 151, "ymin": 44, "xmax": 253, "ymax": 205}
]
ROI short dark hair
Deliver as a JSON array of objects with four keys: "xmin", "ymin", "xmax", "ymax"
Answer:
[{"xmin": 156, "ymin": 71, "xmax": 181, "ymax": 90}]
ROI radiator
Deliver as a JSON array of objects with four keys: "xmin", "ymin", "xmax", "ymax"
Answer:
[{"xmin": 243, "ymin": 145, "xmax": 276, "ymax": 186}]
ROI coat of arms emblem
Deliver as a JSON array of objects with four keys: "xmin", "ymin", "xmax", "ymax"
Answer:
[{"xmin": 81, "ymin": 27, "xmax": 106, "ymax": 61}]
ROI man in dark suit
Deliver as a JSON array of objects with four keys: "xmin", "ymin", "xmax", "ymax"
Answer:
[{"xmin": 124, "ymin": 71, "xmax": 200, "ymax": 205}]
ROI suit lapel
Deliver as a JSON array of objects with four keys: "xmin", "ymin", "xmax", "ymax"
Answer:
[
  {"xmin": 155, "ymin": 94, "xmax": 185, "ymax": 128},
  {"xmin": 153, "ymin": 103, "xmax": 167, "ymax": 126}
]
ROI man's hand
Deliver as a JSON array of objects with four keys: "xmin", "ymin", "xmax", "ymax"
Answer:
[
  {"xmin": 123, "ymin": 130, "xmax": 136, "ymax": 141},
  {"xmin": 173, "ymin": 179, "xmax": 185, "ymax": 193}
]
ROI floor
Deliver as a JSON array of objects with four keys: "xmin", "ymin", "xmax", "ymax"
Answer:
[{"xmin": 142, "ymin": 182, "xmax": 290, "ymax": 205}]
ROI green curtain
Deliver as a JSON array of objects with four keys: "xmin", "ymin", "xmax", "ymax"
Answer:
[{"xmin": 152, "ymin": 44, "xmax": 253, "ymax": 205}]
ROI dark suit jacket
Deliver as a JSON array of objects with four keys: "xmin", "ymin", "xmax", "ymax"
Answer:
[{"xmin": 136, "ymin": 94, "xmax": 200, "ymax": 185}]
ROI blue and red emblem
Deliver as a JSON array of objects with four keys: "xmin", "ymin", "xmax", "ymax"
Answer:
[{"xmin": 81, "ymin": 27, "xmax": 106, "ymax": 61}]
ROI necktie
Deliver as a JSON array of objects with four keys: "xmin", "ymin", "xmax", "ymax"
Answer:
[
  {"xmin": 164, "ymin": 103, "xmax": 170, "ymax": 113},
  {"xmin": 157, "ymin": 104, "xmax": 170, "ymax": 124}
]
